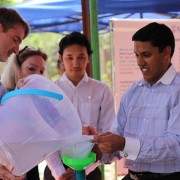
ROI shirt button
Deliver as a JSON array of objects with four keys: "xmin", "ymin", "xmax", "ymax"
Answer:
[{"xmin": 124, "ymin": 153, "xmax": 128, "ymax": 157}]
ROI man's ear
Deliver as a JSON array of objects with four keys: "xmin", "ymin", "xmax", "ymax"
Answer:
[
  {"xmin": 87, "ymin": 56, "xmax": 90, "ymax": 64},
  {"xmin": 164, "ymin": 46, "xmax": 171, "ymax": 57},
  {"xmin": 163, "ymin": 46, "xmax": 171, "ymax": 65},
  {"xmin": 59, "ymin": 54, "xmax": 63, "ymax": 63}
]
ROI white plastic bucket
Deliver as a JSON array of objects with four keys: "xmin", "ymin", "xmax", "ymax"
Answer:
[
  {"xmin": 0, "ymin": 74, "xmax": 82, "ymax": 175},
  {"xmin": 61, "ymin": 135, "xmax": 95, "ymax": 159}
]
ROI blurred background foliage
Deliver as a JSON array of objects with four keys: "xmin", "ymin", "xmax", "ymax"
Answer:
[
  {"xmin": 0, "ymin": 0, "xmax": 24, "ymax": 6},
  {"xmin": 1, "ymin": 0, "xmax": 112, "ymax": 87}
]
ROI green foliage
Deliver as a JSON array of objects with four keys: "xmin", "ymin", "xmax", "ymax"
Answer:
[
  {"xmin": 99, "ymin": 32, "xmax": 113, "ymax": 88},
  {"xmin": 0, "ymin": 0, "xmax": 14, "ymax": 6},
  {"xmin": 99, "ymin": 32, "xmax": 110, "ymax": 49},
  {"xmin": 0, "ymin": 0, "xmax": 24, "ymax": 6},
  {"xmin": 101, "ymin": 60, "xmax": 112, "ymax": 88}
]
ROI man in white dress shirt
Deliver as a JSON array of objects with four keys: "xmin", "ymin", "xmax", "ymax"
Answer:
[{"xmin": 44, "ymin": 32, "xmax": 115, "ymax": 180}]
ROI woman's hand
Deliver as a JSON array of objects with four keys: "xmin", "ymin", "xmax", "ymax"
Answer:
[
  {"xmin": 0, "ymin": 165, "xmax": 15, "ymax": 180},
  {"xmin": 15, "ymin": 174, "xmax": 26, "ymax": 180},
  {"xmin": 16, "ymin": 79, "xmax": 25, "ymax": 89},
  {"xmin": 82, "ymin": 126, "xmax": 98, "ymax": 135},
  {"xmin": 58, "ymin": 168, "xmax": 74, "ymax": 180}
]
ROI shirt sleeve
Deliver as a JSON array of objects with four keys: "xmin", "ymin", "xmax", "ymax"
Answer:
[
  {"xmin": 46, "ymin": 151, "xmax": 66, "ymax": 179},
  {"xmin": 99, "ymin": 138, "xmax": 140, "ymax": 164},
  {"xmin": 110, "ymin": 91, "xmax": 140, "ymax": 161},
  {"xmin": 97, "ymin": 85, "xmax": 115, "ymax": 134},
  {"xmin": 120, "ymin": 137, "xmax": 140, "ymax": 160},
  {"xmin": 110, "ymin": 96, "xmax": 127, "ymax": 137}
]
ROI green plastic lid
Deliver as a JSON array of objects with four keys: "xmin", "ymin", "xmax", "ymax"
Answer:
[{"xmin": 61, "ymin": 152, "xmax": 96, "ymax": 171}]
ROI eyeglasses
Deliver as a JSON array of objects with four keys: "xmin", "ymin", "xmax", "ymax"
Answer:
[{"xmin": 16, "ymin": 46, "xmax": 36, "ymax": 66}]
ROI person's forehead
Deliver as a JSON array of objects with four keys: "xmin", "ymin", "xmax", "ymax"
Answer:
[
  {"xmin": 134, "ymin": 41, "xmax": 158, "ymax": 53},
  {"xmin": 134, "ymin": 41, "xmax": 154, "ymax": 48},
  {"xmin": 10, "ymin": 24, "xmax": 25, "ymax": 40},
  {"xmin": 64, "ymin": 45, "xmax": 87, "ymax": 54}
]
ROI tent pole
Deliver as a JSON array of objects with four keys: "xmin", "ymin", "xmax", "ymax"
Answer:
[
  {"xmin": 89, "ymin": 0, "xmax": 105, "ymax": 179},
  {"xmin": 89, "ymin": 0, "xmax": 100, "ymax": 80},
  {"xmin": 81, "ymin": 0, "xmax": 93, "ymax": 77}
]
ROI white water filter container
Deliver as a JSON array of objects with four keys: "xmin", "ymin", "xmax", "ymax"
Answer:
[{"xmin": 0, "ymin": 74, "xmax": 82, "ymax": 175}]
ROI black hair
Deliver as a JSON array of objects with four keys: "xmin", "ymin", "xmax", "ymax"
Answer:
[
  {"xmin": 58, "ymin": 31, "xmax": 93, "ymax": 56},
  {"xmin": 132, "ymin": 22, "xmax": 175, "ymax": 58}
]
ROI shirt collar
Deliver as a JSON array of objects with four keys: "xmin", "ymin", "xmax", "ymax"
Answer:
[
  {"xmin": 138, "ymin": 64, "xmax": 176, "ymax": 86},
  {"xmin": 61, "ymin": 72, "xmax": 89, "ymax": 84}
]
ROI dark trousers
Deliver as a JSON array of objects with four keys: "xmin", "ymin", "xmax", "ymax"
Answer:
[
  {"xmin": 0, "ymin": 166, "xmax": 40, "ymax": 180},
  {"xmin": 44, "ymin": 165, "xmax": 102, "ymax": 180},
  {"xmin": 26, "ymin": 166, "xmax": 40, "ymax": 180},
  {"xmin": 122, "ymin": 172, "xmax": 180, "ymax": 180}
]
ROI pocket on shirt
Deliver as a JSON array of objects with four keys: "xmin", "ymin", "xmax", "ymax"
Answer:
[{"xmin": 79, "ymin": 102, "xmax": 100, "ymax": 127}]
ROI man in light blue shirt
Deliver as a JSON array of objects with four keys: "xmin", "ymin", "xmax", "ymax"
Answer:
[{"xmin": 93, "ymin": 22, "xmax": 180, "ymax": 180}]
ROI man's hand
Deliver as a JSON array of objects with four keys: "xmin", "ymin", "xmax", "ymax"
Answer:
[
  {"xmin": 58, "ymin": 168, "xmax": 74, "ymax": 180},
  {"xmin": 92, "ymin": 144, "xmax": 102, "ymax": 161},
  {"xmin": 91, "ymin": 132, "xmax": 125, "ymax": 154},
  {"xmin": 0, "ymin": 165, "xmax": 15, "ymax": 180}
]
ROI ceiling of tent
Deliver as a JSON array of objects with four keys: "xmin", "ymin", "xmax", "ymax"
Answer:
[{"xmin": 10, "ymin": 0, "xmax": 180, "ymax": 33}]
